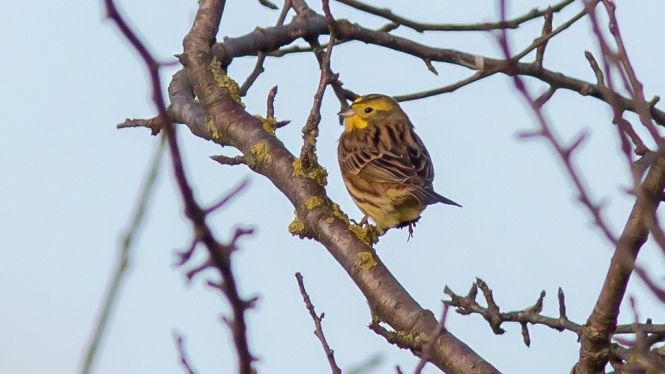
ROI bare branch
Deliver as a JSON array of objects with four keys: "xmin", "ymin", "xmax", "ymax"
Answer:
[
  {"xmin": 395, "ymin": 71, "xmax": 489, "ymax": 102},
  {"xmin": 414, "ymin": 305, "xmax": 449, "ymax": 374},
  {"xmin": 258, "ymin": 0, "xmax": 278, "ymax": 10},
  {"xmin": 533, "ymin": 86, "xmax": 557, "ymax": 108},
  {"xmin": 240, "ymin": 1, "xmax": 292, "ymax": 96},
  {"xmin": 204, "ymin": 178, "xmax": 249, "ymax": 214},
  {"xmin": 173, "ymin": 332, "xmax": 197, "ymax": 374},
  {"xmin": 335, "ymin": 0, "xmax": 574, "ymax": 33},
  {"xmin": 208, "ymin": 5, "xmax": 665, "ymax": 125},
  {"xmin": 297, "ymin": 0, "xmax": 338, "ymax": 169},
  {"xmin": 239, "ymin": 52, "xmax": 266, "ymax": 96},
  {"xmin": 211, "ymin": 155, "xmax": 247, "ymax": 166},
  {"xmin": 267, "ymin": 85, "xmax": 278, "ymax": 118},
  {"xmin": 491, "ymin": 3, "xmax": 665, "ymax": 371},
  {"xmin": 510, "ymin": 0, "xmax": 598, "ymax": 63},
  {"xmin": 445, "ymin": 279, "xmax": 581, "ymax": 346},
  {"xmin": 107, "ymin": 1, "xmax": 260, "ymax": 373},
  {"xmin": 584, "ymin": 51, "xmax": 605, "ymax": 86},
  {"xmin": 535, "ymin": 7, "xmax": 553, "ymax": 66},
  {"xmin": 295, "ymin": 273, "xmax": 342, "ymax": 374},
  {"xmin": 81, "ymin": 134, "xmax": 166, "ymax": 374}
]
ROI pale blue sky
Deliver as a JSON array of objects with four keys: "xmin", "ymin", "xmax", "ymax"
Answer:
[{"xmin": 2, "ymin": 1, "xmax": 664, "ymax": 373}]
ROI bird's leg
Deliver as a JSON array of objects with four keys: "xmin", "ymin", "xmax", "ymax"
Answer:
[
  {"xmin": 351, "ymin": 215, "xmax": 370, "ymax": 227},
  {"xmin": 359, "ymin": 215, "xmax": 369, "ymax": 227},
  {"xmin": 407, "ymin": 219, "xmax": 419, "ymax": 241}
]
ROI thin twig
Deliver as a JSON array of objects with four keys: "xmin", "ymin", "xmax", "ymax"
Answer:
[
  {"xmin": 445, "ymin": 278, "xmax": 665, "ymax": 353},
  {"xmin": 80, "ymin": 136, "xmax": 166, "ymax": 374},
  {"xmin": 535, "ymin": 7, "xmax": 553, "ymax": 66},
  {"xmin": 240, "ymin": 52, "xmax": 266, "ymax": 96},
  {"xmin": 298, "ymin": 0, "xmax": 338, "ymax": 169},
  {"xmin": 534, "ymin": 86, "xmax": 558, "ymax": 108},
  {"xmin": 108, "ymin": 1, "xmax": 258, "ymax": 373},
  {"xmin": 496, "ymin": 2, "xmax": 618, "ymax": 246},
  {"xmin": 209, "ymin": 5, "xmax": 665, "ymax": 125},
  {"xmin": 445, "ymin": 279, "xmax": 580, "ymax": 346},
  {"xmin": 204, "ymin": 178, "xmax": 249, "ymax": 214},
  {"xmin": 258, "ymin": 0, "xmax": 278, "ymax": 10},
  {"xmin": 267, "ymin": 85, "xmax": 278, "ymax": 118},
  {"xmin": 173, "ymin": 332, "xmax": 197, "ymax": 374},
  {"xmin": 510, "ymin": 1, "xmax": 598, "ymax": 63},
  {"xmin": 240, "ymin": 0, "xmax": 293, "ymax": 96},
  {"xmin": 335, "ymin": 0, "xmax": 574, "ymax": 33},
  {"xmin": 211, "ymin": 154, "xmax": 247, "ymax": 166},
  {"xmin": 292, "ymin": 0, "xmax": 349, "ymax": 108},
  {"xmin": 584, "ymin": 51, "xmax": 605, "ymax": 86},
  {"xmin": 296, "ymin": 273, "xmax": 342, "ymax": 374},
  {"xmin": 395, "ymin": 71, "xmax": 490, "ymax": 102},
  {"xmin": 492, "ymin": 3, "xmax": 665, "ymax": 372}
]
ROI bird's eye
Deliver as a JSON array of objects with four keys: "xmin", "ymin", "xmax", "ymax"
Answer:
[{"xmin": 364, "ymin": 107, "xmax": 374, "ymax": 114}]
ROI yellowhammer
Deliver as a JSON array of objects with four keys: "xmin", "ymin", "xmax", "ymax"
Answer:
[{"xmin": 337, "ymin": 94, "xmax": 461, "ymax": 236}]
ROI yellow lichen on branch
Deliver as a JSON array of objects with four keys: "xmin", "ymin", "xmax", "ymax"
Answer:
[
  {"xmin": 330, "ymin": 202, "xmax": 349, "ymax": 224},
  {"xmin": 292, "ymin": 157, "xmax": 328, "ymax": 187},
  {"xmin": 246, "ymin": 141, "xmax": 270, "ymax": 170},
  {"xmin": 254, "ymin": 115, "xmax": 278, "ymax": 136},
  {"xmin": 305, "ymin": 196, "xmax": 324, "ymax": 210},
  {"xmin": 207, "ymin": 118, "xmax": 221, "ymax": 141},
  {"xmin": 395, "ymin": 331, "xmax": 430, "ymax": 349},
  {"xmin": 210, "ymin": 57, "xmax": 244, "ymax": 107},
  {"xmin": 288, "ymin": 215, "xmax": 312, "ymax": 239},
  {"xmin": 349, "ymin": 224, "xmax": 379, "ymax": 246},
  {"xmin": 329, "ymin": 202, "xmax": 378, "ymax": 245},
  {"xmin": 353, "ymin": 251, "xmax": 377, "ymax": 273}
]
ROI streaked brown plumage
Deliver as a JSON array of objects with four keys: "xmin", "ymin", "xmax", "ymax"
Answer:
[{"xmin": 337, "ymin": 94, "xmax": 460, "ymax": 235}]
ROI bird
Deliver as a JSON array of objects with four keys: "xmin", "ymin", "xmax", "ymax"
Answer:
[{"xmin": 337, "ymin": 94, "xmax": 461, "ymax": 237}]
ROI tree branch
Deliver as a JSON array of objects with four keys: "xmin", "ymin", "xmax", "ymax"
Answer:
[
  {"xmin": 173, "ymin": 332, "xmax": 197, "ymax": 374},
  {"xmin": 295, "ymin": 273, "xmax": 342, "ymax": 374},
  {"xmin": 335, "ymin": 0, "xmax": 574, "ymax": 33},
  {"xmin": 173, "ymin": 27, "xmax": 500, "ymax": 374},
  {"xmin": 209, "ymin": 6, "xmax": 665, "ymax": 125},
  {"xmin": 107, "ymin": 1, "xmax": 258, "ymax": 373}
]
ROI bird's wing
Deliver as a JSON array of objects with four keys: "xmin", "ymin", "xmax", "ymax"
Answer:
[
  {"xmin": 339, "ymin": 121, "xmax": 434, "ymax": 187},
  {"xmin": 339, "ymin": 122, "xmax": 461, "ymax": 207}
]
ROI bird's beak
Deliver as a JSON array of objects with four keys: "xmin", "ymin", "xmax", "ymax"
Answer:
[{"xmin": 337, "ymin": 107, "xmax": 355, "ymax": 118}]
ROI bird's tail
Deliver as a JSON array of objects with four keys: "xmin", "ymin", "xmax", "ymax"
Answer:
[
  {"xmin": 415, "ymin": 188, "xmax": 462, "ymax": 207},
  {"xmin": 434, "ymin": 191, "xmax": 462, "ymax": 207}
]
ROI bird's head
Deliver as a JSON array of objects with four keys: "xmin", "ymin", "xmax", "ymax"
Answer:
[{"xmin": 338, "ymin": 94, "xmax": 406, "ymax": 132}]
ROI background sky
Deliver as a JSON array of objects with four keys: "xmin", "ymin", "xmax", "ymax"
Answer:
[{"xmin": 2, "ymin": 1, "xmax": 665, "ymax": 373}]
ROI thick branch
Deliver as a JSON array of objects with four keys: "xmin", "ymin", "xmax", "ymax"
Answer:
[{"xmin": 168, "ymin": 70, "xmax": 499, "ymax": 373}]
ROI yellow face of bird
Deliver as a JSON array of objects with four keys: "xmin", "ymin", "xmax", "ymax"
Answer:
[{"xmin": 338, "ymin": 94, "xmax": 404, "ymax": 133}]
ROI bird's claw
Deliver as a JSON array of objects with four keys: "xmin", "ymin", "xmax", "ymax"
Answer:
[{"xmin": 350, "ymin": 216, "xmax": 370, "ymax": 227}]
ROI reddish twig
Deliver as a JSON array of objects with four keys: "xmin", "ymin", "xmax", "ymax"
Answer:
[
  {"xmin": 173, "ymin": 332, "xmax": 197, "ymax": 374},
  {"xmin": 493, "ymin": 2, "xmax": 665, "ymax": 372},
  {"xmin": 108, "ymin": 0, "xmax": 258, "ymax": 373},
  {"xmin": 204, "ymin": 178, "xmax": 249, "ymax": 214}
]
